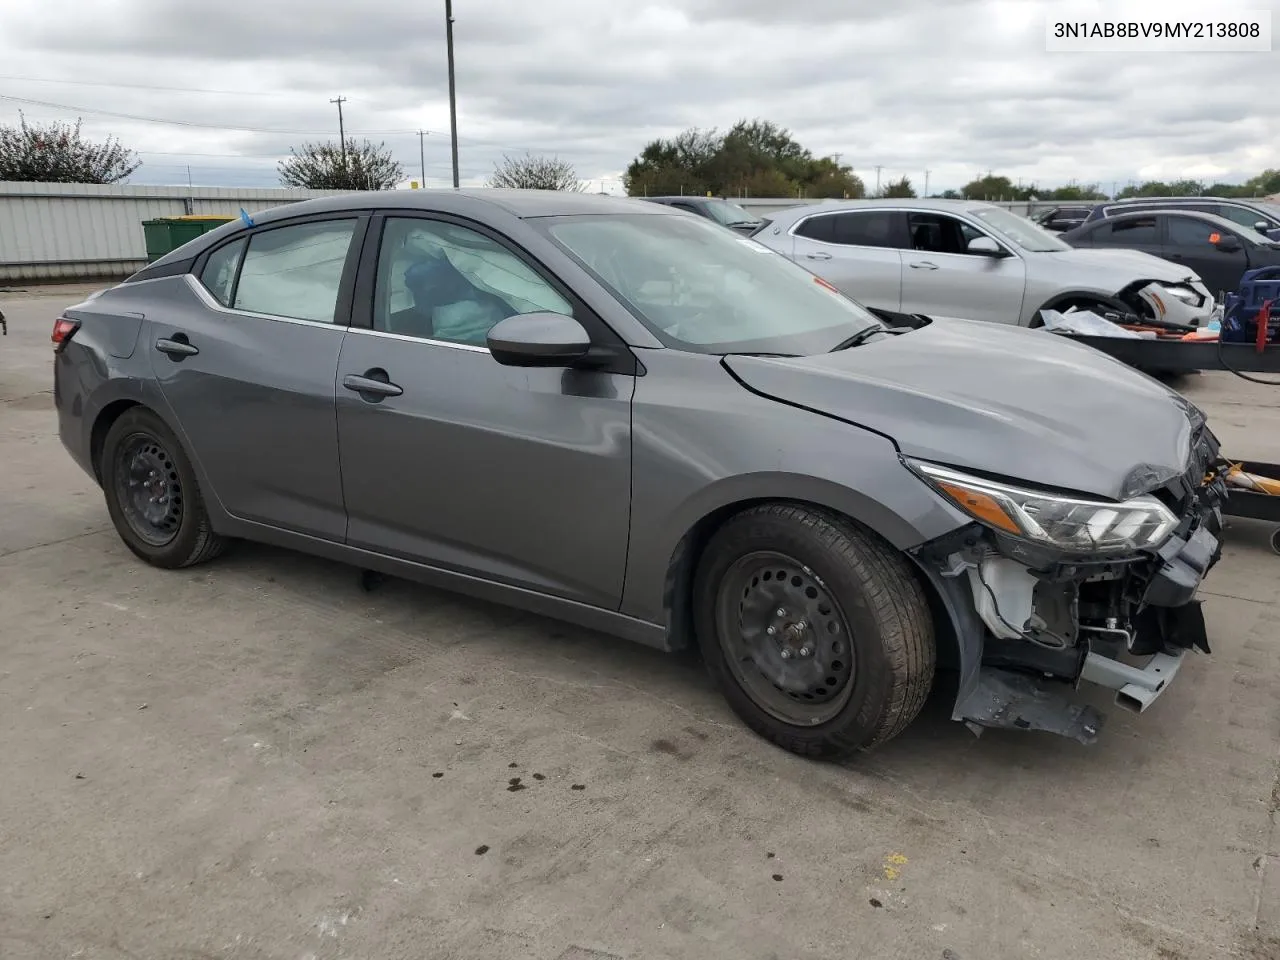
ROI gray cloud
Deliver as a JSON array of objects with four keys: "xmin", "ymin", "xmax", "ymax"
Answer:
[{"xmin": 1, "ymin": 0, "xmax": 1276, "ymax": 192}]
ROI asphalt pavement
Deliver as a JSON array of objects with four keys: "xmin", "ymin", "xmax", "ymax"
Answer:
[{"xmin": 2, "ymin": 284, "xmax": 1278, "ymax": 960}]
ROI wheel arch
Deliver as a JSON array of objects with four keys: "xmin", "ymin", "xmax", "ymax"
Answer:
[
  {"xmin": 1029, "ymin": 289, "xmax": 1133, "ymax": 327},
  {"xmin": 89, "ymin": 398, "xmax": 144, "ymax": 484},
  {"xmin": 661, "ymin": 496, "xmax": 958, "ymax": 675}
]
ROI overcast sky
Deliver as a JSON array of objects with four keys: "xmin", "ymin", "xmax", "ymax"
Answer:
[{"xmin": 1, "ymin": 0, "xmax": 1277, "ymax": 195}]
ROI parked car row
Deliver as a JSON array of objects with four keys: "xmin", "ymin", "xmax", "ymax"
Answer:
[
  {"xmin": 1034, "ymin": 196, "xmax": 1280, "ymax": 240},
  {"xmin": 55, "ymin": 189, "xmax": 1226, "ymax": 761}
]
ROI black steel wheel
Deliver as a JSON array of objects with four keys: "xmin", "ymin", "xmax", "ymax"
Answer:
[
  {"xmin": 113, "ymin": 433, "xmax": 184, "ymax": 547},
  {"xmin": 714, "ymin": 551, "xmax": 857, "ymax": 727},
  {"xmin": 694, "ymin": 504, "xmax": 936, "ymax": 759},
  {"xmin": 100, "ymin": 407, "xmax": 227, "ymax": 569}
]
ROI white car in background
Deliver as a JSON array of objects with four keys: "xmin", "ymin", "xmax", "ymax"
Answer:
[{"xmin": 751, "ymin": 198, "xmax": 1214, "ymax": 328}]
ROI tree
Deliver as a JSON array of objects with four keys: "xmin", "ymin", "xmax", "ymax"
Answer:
[
  {"xmin": 0, "ymin": 112, "xmax": 139, "ymax": 183},
  {"xmin": 880, "ymin": 176, "xmax": 916, "ymax": 198},
  {"xmin": 960, "ymin": 174, "xmax": 1038, "ymax": 201},
  {"xmin": 487, "ymin": 152, "xmax": 583, "ymax": 191},
  {"xmin": 278, "ymin": 139, "xmax": 402, "ymax": 191},
  {"xmin": 1043, "ymin": 183, "xmax": 1107, "ymax": 201},
  {"xmin": 623, "ymin": 119, "xmax": 863, "ymax": 199}
]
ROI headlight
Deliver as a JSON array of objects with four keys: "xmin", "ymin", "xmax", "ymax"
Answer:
[
  {"xmin": 908, "ymin": 460, "xmax": 1179, "ymax": 555},
  {"xmin": 1158, "ymin": 283, "xmax": 1202, "ymax": 305}
]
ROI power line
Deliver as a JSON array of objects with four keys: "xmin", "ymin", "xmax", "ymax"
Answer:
[{"xmin": 0, "ymin": 74, "xmax": 314, "ymax": 99}]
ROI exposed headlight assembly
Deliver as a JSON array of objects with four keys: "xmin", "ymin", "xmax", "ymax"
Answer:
[
  {"xmin": 909, "ymin": 460, "xmax": 1179, "ymax": 556},
  {"xmin": 1158, "ymin": 283, "xmax": 1203, "ymax": 306}
]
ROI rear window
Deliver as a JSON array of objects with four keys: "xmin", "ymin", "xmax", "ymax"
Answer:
[{"xmin": 794, "ymin": 211, "xmax": 897, "ymax": 248}]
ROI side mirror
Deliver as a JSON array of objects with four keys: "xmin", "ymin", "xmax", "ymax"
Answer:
[
  {"xmin": 967, "ymin": 236, "xmax": 1005, "ymax": 256},
  {"xmin": 1214, "ymin": 235, "xmax": 1242, "ymax": 253},
  {"xmin": 486, "ymin": 312, "xmax": 591, "ymax": 367},
  {"xmin": 1254, "ymin": 221, "xmax": 1271, "ymax": 234}
]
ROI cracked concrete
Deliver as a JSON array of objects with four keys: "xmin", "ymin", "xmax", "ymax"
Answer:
[{"xmin": 2, "ymin": 285, "xmax": 1279, "ymax": 960}]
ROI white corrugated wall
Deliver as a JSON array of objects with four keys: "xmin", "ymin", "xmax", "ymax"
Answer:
[{"xmin": 0, "ymin": 182, "xmax": 359, "ymax": 283}]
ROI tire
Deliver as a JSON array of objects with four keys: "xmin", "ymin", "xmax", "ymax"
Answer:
[
  {"xmin": 693, "ymin": 504, "xmax": 935, "ymax": 759},
  {"xmin": 100, "ymin": 407, "xmax": 227, "ymax": 569}
]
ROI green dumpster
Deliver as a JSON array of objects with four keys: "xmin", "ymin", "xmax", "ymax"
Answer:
[{"xmin": 141, "ymin": 216, "xmax": 235, "ymax": 262}]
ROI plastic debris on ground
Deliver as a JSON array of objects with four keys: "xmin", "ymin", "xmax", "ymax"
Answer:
[{"xmin": 1038, "ymin": 307, "xmax": 1147, "ymax": 339}]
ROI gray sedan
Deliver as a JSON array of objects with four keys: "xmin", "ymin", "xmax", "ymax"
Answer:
[{"xmin": 54, "ymin": 190, "xmax": 1225, "ymax": 758}]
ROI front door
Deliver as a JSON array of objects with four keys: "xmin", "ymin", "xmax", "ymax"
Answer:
[
  {"xmin": 148, "ymin": 215, "xmax": 364, "ymax": 540},
  {"xmin": 900, "ymin": 213, "xmax": 1027, "ymax": 324},
  {"xmin": 335, "ymin": 214, "xmax": 635, "ymax": 610},
  {"xmin": 1160, "ymin": 214, "xmax": 1249, "ymax": 301}
]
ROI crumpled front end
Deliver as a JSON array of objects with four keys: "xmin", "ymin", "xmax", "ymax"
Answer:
[{"xmin": 908, "ymin": 418, "xmax": 1227, "ymax": 744}]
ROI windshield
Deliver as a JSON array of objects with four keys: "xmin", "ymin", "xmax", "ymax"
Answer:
[
  {"xmin": 540, "ymin": 213, "xmax": 883, "ymax": 355},
  {"xmin": 703, "ymin": 199, "xmax": 759, "ymax": 227},
  {"xmin": 969, "ymin": 207, "xmax": 1072, "ymax": 252}
]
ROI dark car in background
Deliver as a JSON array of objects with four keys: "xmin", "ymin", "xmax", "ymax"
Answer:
[
  {"xmin": 641, "ymin": 195, "xmax": 764, "ymax": 234},
  {"xmin": 1084, "ymin": 197, "xmax": 1280, "ymax": 242},
  {"xmin": 1062, "ymin": 209, "xmax": 1280, "ymax": 301},
  {"xmin": 1032, "ymin": 204, "xmax": 1095, "ymax": 232}
]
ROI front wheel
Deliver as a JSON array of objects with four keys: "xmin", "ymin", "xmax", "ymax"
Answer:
[
  {"xmin": 694, "ymin": 504, "xmax": 935, "ymax": 759},
  {"xmin": 100, "ymin": 408, "xmax": 227, "ymax": 569}
]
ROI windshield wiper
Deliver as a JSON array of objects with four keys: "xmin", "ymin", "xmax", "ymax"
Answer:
[{"xmin": 828, "ymin": 326, "xmax": 885, "ymax": 352}]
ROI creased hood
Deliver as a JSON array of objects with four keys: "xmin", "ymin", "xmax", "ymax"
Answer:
[
  {"xmin": 724, "ymin": 318, "xmax": 1198, "ymax": 501},
  {"xmin": 1044, "ymin": 246, "xmax": 1205, "ymax": 284}
]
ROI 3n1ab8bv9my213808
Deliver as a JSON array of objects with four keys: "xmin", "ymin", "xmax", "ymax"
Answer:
[{"xmin": 53, "ymin": 190, "xmax": 1228, "ymax": 759}]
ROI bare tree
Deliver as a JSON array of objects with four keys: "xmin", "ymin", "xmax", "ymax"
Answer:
[
  {"xmin": 488, "ymin": 152, "xmax": 583, "ymax": 191},
  {"xmin": 0, "ymin": 112, "xmax": 140, "ymax": 183},
  {"xmin": 278, "ymin": 139, "xmax": 403, "ymax": 191}
]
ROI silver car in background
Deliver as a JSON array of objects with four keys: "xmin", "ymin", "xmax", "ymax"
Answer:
[{"xmin": 752, "ymin": 198, "xmax": 1215, "ymax": 327}]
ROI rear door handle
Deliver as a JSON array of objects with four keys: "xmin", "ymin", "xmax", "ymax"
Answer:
[
  {"xmin": 342, "ymin": 370, "xmax": 403, "ymax": 401},
  {"xmin": 804, "ymin": 252, "xmax": 832, "ymax": 260},
  {"xmin": 155, "ymin": 336, "xmax": 199, "ymax": 358},
  {"xmin": 909, "ymin": 261, "xmax": 939, "ymax": 270}
]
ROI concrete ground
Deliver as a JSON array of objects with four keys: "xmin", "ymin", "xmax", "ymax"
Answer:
[{"xmin": 2, "ymin": 283, "xmax": 1278, "ymax": 960}]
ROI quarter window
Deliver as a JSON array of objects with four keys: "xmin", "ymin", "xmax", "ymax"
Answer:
[
  {"xmin": 233, "ymin": 219, "xmax": 358, "ymax": 323},
  {"xmin": 374, "ymin": 217, "xmax": 573, "ymax": 346},
  {"xmin": 199, "ymin": 237, "xmax": 245, "ymax": 306}
]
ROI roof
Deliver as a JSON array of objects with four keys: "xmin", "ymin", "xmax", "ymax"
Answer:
[
  {"xmin": 247, "ymin": 188, "xmax": 664, "ymax": 226},
  {"xmin": 1110, "ymin": 195, "xmax": 1271, "ymax": 208}
]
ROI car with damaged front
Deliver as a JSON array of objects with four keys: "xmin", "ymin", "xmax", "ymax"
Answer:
[
  {"xmin": 53, "ymin": 190, "xmax": 1227, "ymax": 759},
  {"xmin": 751, "ymin": 198, "xmax": 1215, "ymax": 329}
]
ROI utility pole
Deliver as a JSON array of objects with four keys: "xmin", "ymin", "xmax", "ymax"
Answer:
[
  {"xmin": 832, "ymin": 152, "xmax": 842, "ymax": 166},
  {"xmin": 330, "ymin": 96, "xmax": 348, "ymax": 169},
  {"xmin": 418, "ymin": 130, "xmax": 427, "ymax": 186},
  {"xmin": 445, "ymin": 0, "xmax": 460, "ymax": 188},
  {"xmin": 924, "ymin": 169, "xmax": 931, "ymax": 196},
  {"xmin": 874, "ymin": 165, "xmax": 883, "ymax": 195}
]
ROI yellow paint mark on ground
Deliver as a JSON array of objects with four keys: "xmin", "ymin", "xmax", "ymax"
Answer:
[{"xmin": 883, "ymin": 852, "xmax": 908, "ymax": 881}]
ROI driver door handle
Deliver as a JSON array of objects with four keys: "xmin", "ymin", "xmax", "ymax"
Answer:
[
  {"xmin": 909, "ymin": 261, "xmax": 939, "ymax": 270},
  {"xmin": 804, "ymin": 252, "xmax": 832, "ymax": 260},
  {"xmin": 343, "ymin": 370, "xmax": 403, "ymax": 399}
]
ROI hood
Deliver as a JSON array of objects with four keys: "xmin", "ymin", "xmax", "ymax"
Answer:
[
  {"xmin": 1042, "ymin": 246, "xmax": 1204, "ymax": 285},
  {"xmin": 724, "ymin": 317, "xmax": 1197, "ymax": 501}
]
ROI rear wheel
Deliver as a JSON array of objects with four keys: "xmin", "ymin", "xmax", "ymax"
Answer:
[
  {"xmin": 100, "ymin": 408, "xmax": 226, "ymax": 568},
  {"xmin": 694, "ymin": 504, "xmax": 935, "ymax": 759}
]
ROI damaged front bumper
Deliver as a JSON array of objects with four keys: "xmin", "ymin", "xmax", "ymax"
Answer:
[{"xmin": 910, "ymin": 428, "xmax": 1226, "ymax": 744}]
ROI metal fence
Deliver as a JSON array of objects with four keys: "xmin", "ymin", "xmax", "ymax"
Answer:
[{"xmin": 0, "ymin": 182, "xmax": 357, "ymax": 283}]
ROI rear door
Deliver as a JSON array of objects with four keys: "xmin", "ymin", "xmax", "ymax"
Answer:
[
  {"xmin": 333, "ymin": 213, "xmax": 635, "ymax": 609},
  {"xmin": 899, "ymin": 212, "xmax": 1026, "ymax": 324},
  {"xmin": 789, "ymin": 210, "xmax": 905, "ymax": 309},
  {"xmin": 1160, "ymin": 215, "xmax": 1249, "ymax": 300},
  {"xmin": 150, "ymin": 215, "xmax": 365, "ymax": 540}
]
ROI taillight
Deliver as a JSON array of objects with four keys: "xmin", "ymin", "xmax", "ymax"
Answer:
[{"xmin": 51, "ymin": 317, "xmax": 80, "ymax": 353}]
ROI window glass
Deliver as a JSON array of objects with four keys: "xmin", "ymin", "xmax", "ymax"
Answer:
[
  {"xmin": 199, "ymin": 237, "xmax": 245, "ymax": 306},
  {"xmin": 1166, "ymin": 216, "xmax": 1218, "ymax": 248},
  {"xmin": 542, "ymin": 213, "xmax": 882, "ymax": 356},
  {"xmin": 233, "ymin": 219, "xmax": 358, "ymax": 323},
  {"xmin": 907, "ymin": 213, "xmax": 992, "ymax": 255},
  {"xmin": 1215, "ymin": 205, "xmax": 1267, "ymax": 228},
  {"xmin": 703, "ymin": 199, "xmax": 758, "ymax": 227},
  {"xmin": 831, "ymin": 212, "xmax": 898, "ymax": 248},
  {"xmin": 794, "ymin": 214, "xmax": 837, "ymax": 243},
  {"xmin": 1097, "ymin": 217, "xmax": 1158, "ymax": 245},
  {"xmin": 968, "ymin": 207, "xmax": 1069, "ymax": 251},
  {"xmin": 375, "ymin": 217, "xmax": 573, "ymax": 345}
]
